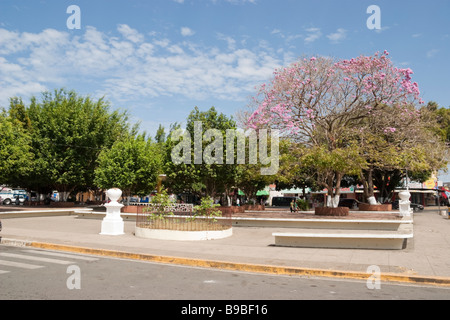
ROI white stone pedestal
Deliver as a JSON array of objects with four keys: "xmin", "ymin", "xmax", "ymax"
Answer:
[
  {"xmin": 398, "ymin": 190, "xmax": 412, "ymax": 217},
  {"xmin": 100, "ymin": 188, "xmax": 124, "ymax": 235}
]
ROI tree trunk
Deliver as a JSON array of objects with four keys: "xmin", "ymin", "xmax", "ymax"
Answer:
[
  {"xmin": 326, "ymin": 195, "xmax": 340, "ymax": 208},
  {"xmin": 365, "ymin": 169, "xmax": 378, "ymax": 204},
  {"xmin": 326, "ymin": 172, "xmax": 342, "ymax": 208},
  {"xmin": 361, "ymin": 168, "xmax": 376, "ymax": 203}
]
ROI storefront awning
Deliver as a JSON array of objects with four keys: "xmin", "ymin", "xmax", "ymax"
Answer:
[
  {"xmin": 238, "ymin": 189, "xmax": 269, "ymax": 196},
  {"xmin": 256, "ymin": 190, "xmax": 269, "ymax": 196}
]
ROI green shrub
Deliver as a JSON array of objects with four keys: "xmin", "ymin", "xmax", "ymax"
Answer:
[{"xmin": 296, "ymin": 198, "xmax": 309, "ymax": 211}]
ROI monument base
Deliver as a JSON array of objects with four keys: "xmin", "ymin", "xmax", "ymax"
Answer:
[
  {"xmin": 100, "ymin": 218, "xmax": 125, "ymax": 235},
  {"xmin": 100, "ymin": 199, "xmax": 124, "ymax": 236}
]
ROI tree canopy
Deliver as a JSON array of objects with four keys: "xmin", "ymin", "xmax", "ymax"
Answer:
[
  {"xmin": 94, "ymin": 132, "xmax": 163, "ymax": 196},
  {"xmin": 246, "ymin": 52, "xmax": 448, "ymax": 207},
  {"xmin": 3, "ymin": 89, "xmax": 130, "ymax": 198}
]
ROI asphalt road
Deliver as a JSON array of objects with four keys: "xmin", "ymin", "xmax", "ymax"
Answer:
[{"xmin": 1, "ymin": 245, "xmax": 450, "ymax": 303}]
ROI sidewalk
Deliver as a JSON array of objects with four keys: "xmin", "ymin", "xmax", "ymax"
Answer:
[{"xmin": 1, "ymin": 206, "xmax": 450, "ymax": 286}]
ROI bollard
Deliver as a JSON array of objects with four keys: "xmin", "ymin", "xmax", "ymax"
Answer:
[{"xmin": 398, "ymin": 190, "xmax": 411, "ymax": 217}]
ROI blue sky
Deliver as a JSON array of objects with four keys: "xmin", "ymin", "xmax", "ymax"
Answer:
[{"xmin": 0, "ymin": 0, "xmax": 449, "ymax": 140}]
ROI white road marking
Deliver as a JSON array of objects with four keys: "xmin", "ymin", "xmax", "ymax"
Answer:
[
  {"xmin": 0, "ymin": 259, "xmax": 44, "ymax": 269},
  {"xmin": 21, "ymin": 250, "xmax": 99, "ymax": 261},
  {"xmin": 0, "ymin": 252, "xmax": 74, "ymax": 265}
]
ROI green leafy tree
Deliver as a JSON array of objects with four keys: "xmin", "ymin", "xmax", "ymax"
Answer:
[
  {"xmin": 235, "ymin": 164, "xmax": 268, "ymax": 204},
  {"xmin": 424, "ymin": 101, "xmax": 450, "ymax": 143},
  {"xmin": 272, "ymin": 139, "xmax": 320, "ymax": 194},
  {"xmin": 186, "ymin": 106, "xmax": 238, "ymax": 198},
  {"xmin": 154, "ymin": 124, "xmax": 166, "ymax": 144},
  {"xmin": 0, "ymin": 110, "xmax": 33, "ymax": 184},
  {"xmin": 301, "ymin": 144, "xmax": 366, "ymax": 207},
  {"xmin": 353, "ymin": 104, "xmax": 448, "ymax": 203},
  {"xmin": 164, "ymin": 122, "xmax": 203, "ymax": 197},
  {"xmin": 12, "ymin": 89, "xmax": 130, "ymax": 199},
  {"xmin": 165, "ymin": 107, "xmax": 238, "ymax": 201},
  {"xmin": 94, "ymin": 133, "xmax": 163, "ymax": 197},
  {"xmin": 233, "ymin": 131, "xmax": 276, "ymax": 203},
  {"xmin": 8, "ymin": 97, "xmax": 31, "ymax": 130}
]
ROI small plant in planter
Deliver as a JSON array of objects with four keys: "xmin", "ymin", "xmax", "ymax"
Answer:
[
  {"xmin": 145, "ymin": 189, "xmax": 174, "ymax": 220},
  {"xmin": 192, "ymin": 197, "xmax": 222, "ymax": 222}
]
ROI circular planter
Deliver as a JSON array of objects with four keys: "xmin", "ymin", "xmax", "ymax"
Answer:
[
  {"xmin": 314, "ymin": 207, "xmax": 349, "ymax": 216},
  {"xmin": 135, "ymin": 226, "xmax": 233, "ymax": 241}
]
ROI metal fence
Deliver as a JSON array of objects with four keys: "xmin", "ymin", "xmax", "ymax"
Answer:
[{"xmin": 135, "ymin": 203, "xmax": 232, "ymax": 232}]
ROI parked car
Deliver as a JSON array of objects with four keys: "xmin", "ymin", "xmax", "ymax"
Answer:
[
  {"xmin": 338, "ymin": 198, "xmax": 360, "ymax": 209},
  {"xmin": 391, "ymin": 200, "xmax": 424, "ymax": 212}
]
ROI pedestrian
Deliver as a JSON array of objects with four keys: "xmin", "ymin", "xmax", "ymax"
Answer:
[{"xmin": 290, "ymin": 200, "xmax": 294, "ymax": 212}]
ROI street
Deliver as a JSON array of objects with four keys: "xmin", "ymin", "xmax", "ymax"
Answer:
[{"xmin": 1, "ymin": 245, "xmax": 450, "ymax": 302}]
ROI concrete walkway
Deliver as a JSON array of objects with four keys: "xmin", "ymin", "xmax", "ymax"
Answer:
[{"xmin": 1, "ymin": 206, "xmax": 450, "ymax": 286}]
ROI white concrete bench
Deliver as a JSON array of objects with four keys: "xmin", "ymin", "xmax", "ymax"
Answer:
[
  {"xmin": 0, "ymin": 208, "xmax": 93, "ymax": 219},
  {"xmin": 232, "ymin": 217, "xmax": 411, "ymax": 231},
  {"xmin": 273, "ymin": 230, "xmax": 413, "ymax": 250}
]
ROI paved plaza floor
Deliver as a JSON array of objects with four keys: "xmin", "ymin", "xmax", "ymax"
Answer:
[{"xmin": 1, "ymin": 206, "xmax": 450, "ymax": 286}]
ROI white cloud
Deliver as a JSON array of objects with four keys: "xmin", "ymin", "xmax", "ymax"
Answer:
[
  {"xmin": 117, "ymin": 24, "xmax": 145, "ymax": 43},
  {"xmin": 427, "ymin": 49, "xmax": 439, "ymax": 58},
  {"xmin": 375, "ymin": 26, "xmax": 390, "ymax": 34},
  {"xmin": 180, "ymin": 27, "xmax": 195, "ymax": 37},
  {"xmin": 326, "ymin": 28, "xmax": 347, "ymax": 43},
  {"xmin": 0, "ymin": 25, "xmax": 284, "ymax": 108},
  {"xmin": 304, "ymin": 27, "xmax": 322, "ymax": 44},
  {"xmin": 217, "ymin": 33, "xmax": 236, "ymax": 50},
  {"xmin": 271, "ymin": 29, "xmax": 281, "ymax": 35}
]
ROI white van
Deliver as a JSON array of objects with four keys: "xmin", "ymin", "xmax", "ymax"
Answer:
[
  {"xmin": 0, "ymin": 190, "xmax": 16, "ymax": 205},
  {"xmin": 0, "ymin": 188, "xmax": 27, "ymax": 205}
]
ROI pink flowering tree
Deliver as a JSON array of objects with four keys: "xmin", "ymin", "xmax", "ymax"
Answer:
[{"xmin": 247, "ymin": 51, "xmax": 423, "ymax": 208}]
